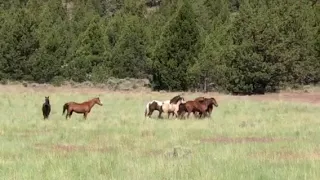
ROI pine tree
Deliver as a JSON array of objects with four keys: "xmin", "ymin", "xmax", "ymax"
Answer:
[
  {"xmin": 29, "ymin": 0, "xmax": 69, "ymax": 82},
  {"xmin": 152, "ymin": 0, "xmax": 200, "ymax": 91},
  {"xmin": 0, "ymin": 8, "xmax": 38, "ymax": 80},
  {"xmin": 110, "ymin": 15, "xmax": 149, "ymax": 79},
  {"xmin": 67, "ymin": 15, "xmax": 110, "ymax": 82}
]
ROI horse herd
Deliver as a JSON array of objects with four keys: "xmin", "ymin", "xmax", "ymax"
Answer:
[
  {"xmin": 41, "ymin": 95, "xmax": 218, "ymax": 120},
  {"xmin": 144, "ymin": 95, "xmax": 218, "ymax": 119}
]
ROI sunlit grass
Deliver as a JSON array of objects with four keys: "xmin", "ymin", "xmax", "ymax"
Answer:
[{"xmin": 0, "ymin": 90, "xmax": 320, "ymax": 179}]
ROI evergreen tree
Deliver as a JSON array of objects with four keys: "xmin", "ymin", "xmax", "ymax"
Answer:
[
  {"xmin": 224, "ymin": 0, "xmax": 319, "ymax": 94},
  {"xmin": 152, "ymin": 0, "xmax": 200, "ymax": 91},
  {"xmin": 0, "ymin": 8, "xmax": 38, "ymax": 80},
  {"xmin": 110, "ymin": 15, "xmax": 149, "ymax": 79},
  {"xmin": 67, "ymin": 15, "xmax": 110, "ymax": 82},
  {"xmin": 29, "ymin": 0, "xmax": 69, "ymax": 82}
]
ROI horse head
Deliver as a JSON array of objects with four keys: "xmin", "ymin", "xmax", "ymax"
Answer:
[
  {"xmin": 94, "ymin": 97, "xmax": 103, "ymax": 106},
  {"xmin": 44, "ymin": 96, "xmax": 50, "ymax": 104},
  {"xmin": 178, "ymin": 97, "xmax": 185, "ymax": 104},
  {"xmin": 209, "ymin": 97, "xmax": 218, "ymax": 107},
  {"xmin": 170, "ymin": 95, "xmax": 184, "ymax": 104},
  {"xmin": 169, "ymin": 95, "xmax": 181, "ymax": 104}
]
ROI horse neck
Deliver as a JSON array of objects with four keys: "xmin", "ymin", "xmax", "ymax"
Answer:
[
  {"xmin": 205, "ymin": 101, "xmax": 212, "ymax": 107},
  {"xmin": 175, "ymin": 100, "xmax": 183, "ymax": 106},
  {"xmin": 88, "ymin": 100, "xmax": 96, "ymax": 108}
]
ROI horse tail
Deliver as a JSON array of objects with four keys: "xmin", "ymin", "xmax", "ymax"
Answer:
[
  {"xmin": 62, "ymin": 103, "xmax": 69, "ymax": 115},
  {"xmin": 145, "ymin": 102, "xmax": 150, "ymax": 117}
]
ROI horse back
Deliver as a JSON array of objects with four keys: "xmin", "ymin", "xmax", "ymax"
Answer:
[{"xmin": 185, "ymin": 100, "xmax": 204, "ymax": 111}]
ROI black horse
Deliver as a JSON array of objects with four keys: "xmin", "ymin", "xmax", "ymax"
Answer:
[{"xmin": 42, "ymin": 96, "xmax": 51, "ymax": 120}]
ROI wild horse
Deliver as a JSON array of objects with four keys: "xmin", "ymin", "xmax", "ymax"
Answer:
[
  {"xmin": 178, "ymin": 97, "xmax": 218, "ymax": 119},
  {"xmin": 62, "ymin": 97, "xmax": 103, "ymax": 120},
  {"xmin": 194, "ymin": 97, "xmax": 218, "ymax": 117},
  {"xmin": 144, "ymin": 100, "xmax": 163, "ymax": 118},
  {"xmin": 42, "ymin": 96, "xmax": 51, "ymax": 120},
  {"xmin": 160, "ymin": 95, "xmax": 185, "ymax": 119}
]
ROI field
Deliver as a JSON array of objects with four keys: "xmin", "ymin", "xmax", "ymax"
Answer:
[{"xmin": 1, "ymin": 85, "xmax": 320, "ymax": 180}]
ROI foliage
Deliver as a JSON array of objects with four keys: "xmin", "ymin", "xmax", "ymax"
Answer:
[
  {"xmin": 152, "ymin": 0, "xmax": 200, "ymax": 91},
  {"xmin": 0, "ymin": 0, "xmax": 319, "ymax": 93}
]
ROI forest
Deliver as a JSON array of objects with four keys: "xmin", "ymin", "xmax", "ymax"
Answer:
[{"xmin": 0, "ymin": 0, "xmax": 319, "ymax": 94}]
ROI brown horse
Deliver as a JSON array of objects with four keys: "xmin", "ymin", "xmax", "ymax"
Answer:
[
  {"xmin": 62, "ymin": 97, "xmax": 103, "ymax": 120},
  {"xmin": 194, "ymin": 97, "xmax": 218, "ymax": 117},
  {"xmin": 178, "ymin": 98, "xmax": 215, "ymax": 119}
]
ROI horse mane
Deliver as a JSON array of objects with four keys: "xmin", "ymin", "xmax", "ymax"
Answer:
[{"xmin": 170, "ymin": 95, "xmax": 182, "ymax": 104}]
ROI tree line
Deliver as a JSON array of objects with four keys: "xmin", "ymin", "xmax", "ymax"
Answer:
[{"xmin": 0, "ymin": 0, "xmax": 319, "ymax": 94}]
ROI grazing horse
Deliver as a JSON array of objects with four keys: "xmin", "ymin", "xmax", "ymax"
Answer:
[
  {"xmin": 42, "ymin": 96, "xmax": 51, "ymax": 120},
  {"xmin": 144, "ymin": 100, "xmax": 163, "ymax": 118},
  {"xmin": 160, "ymin": 95, "xmax": 185, "ymax": 118},
  {"xmin": 194, "ymin": 97, "xmax": 218, "ymax": 117},
  {"xmin": 178, "ymin": 99, "xmax": 214, "ymax": 119},
  {"xmin": 62, "ymin": 97, "xmax": 103, "ymax": 120}
]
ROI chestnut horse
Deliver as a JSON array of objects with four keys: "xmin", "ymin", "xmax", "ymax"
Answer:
[
  {"xmin": 144, "ymin": 100, "xmax": 163, "ymax": 118},
  {"xmin": 178, "ymin": 98, "xmax": 215, "ymax": 119},
  {"xmin": 62, "ymin": 97, "xmax": 103, "ymax": 120},
  {"xmin": 194, "ymin": 97, "xmax": 218, "ymax": 117},
  {"xmin": 160, "ymin": 95, "xmax": 185, "ymax": 119}
]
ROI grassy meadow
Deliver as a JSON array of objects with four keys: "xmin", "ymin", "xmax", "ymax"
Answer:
[{"xmin": 0, "ymin": 87, "xmax": 320, "ymax": 180}]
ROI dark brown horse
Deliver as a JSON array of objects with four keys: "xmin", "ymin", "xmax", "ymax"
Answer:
[
  {"xmin": 194, "ymin": 97, "xmax": 218, "ymax": 117},
  {"xmin": 178, "ymin": 97, "xmax": 217, "ymax": 119},
  {"xmin": 62, "ymin": 97, "xmax": 103, "ymax": 120},
  {"xmin": 42, "ymin": 96, "xmax": 51, "ymax": 120}
]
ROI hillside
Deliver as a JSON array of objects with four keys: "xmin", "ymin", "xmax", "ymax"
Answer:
[{"xmin": 0, "ymin": 0, "xmax": 319, "ymax": 94}]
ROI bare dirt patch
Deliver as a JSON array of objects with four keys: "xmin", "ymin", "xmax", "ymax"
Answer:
[
  {"xmin": 200, "ymin": 136, "xmax": 292, "ymax": 144},
  {"xmin": 34, "ymin": 143, "xmax": 114, "ymax": 153}
]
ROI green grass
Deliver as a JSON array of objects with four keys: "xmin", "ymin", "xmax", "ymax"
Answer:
[{"xmin": 0, "ymin": 91, "xmax": 320, "ymax": 180}]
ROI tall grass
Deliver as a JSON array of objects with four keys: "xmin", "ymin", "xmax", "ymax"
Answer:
[{"xmin": 0, "ymin": 91, "xmax": 320, "ymax": 180}]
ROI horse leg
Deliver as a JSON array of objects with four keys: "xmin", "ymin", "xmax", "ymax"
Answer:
[
  {"xmin": 179, "ymin": 112, "xmax": 185, "ymax": 119},
  {"xmin": 187, "ymin": 110, "xmax": 191, "ymax": 118},
  {"xmin": 199, "ymin": 112, "xmax": 203, "ymax": 119},
  {"xmin": 148, "ymin": 109, "xmax": 154, "ymax": 118},
  {"xmin": 200, "ymin": 110, "xmax": 206, "ymax": 119},
  {"xmin": 65, "ymin": 110, "xmax": 69, "ymax": 119},
  {"xmin": 83, "ymin": 112, "xmax": 88, "ymax": 119},
  {"xmin": 174, "ymin": 111, "xmax": 179, "ymax": 119},
  {"xmin": 193, "ymin": 112, "xmax": 197, "ymax": 118},
  {"xmin": 158, "ymin": 110, "xmax": 163, "ymax": 119},
  {"xmin": 208, "ymin": 108, "xmax": 213, "ymax": 117},
  {"xmin": 68, "ymin": 111, "xmax": 73, "ymax": 119}
]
